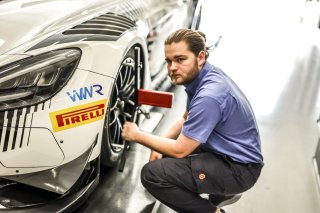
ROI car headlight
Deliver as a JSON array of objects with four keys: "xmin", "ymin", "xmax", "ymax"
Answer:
[{"xmin": 0, "ymin": 49, "xmax": 81, "ymax": 111}]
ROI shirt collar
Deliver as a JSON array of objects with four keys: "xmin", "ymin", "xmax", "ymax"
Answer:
[{"xmin": 185, "ymin": 61, "xmax": 211, "ymax": 97}]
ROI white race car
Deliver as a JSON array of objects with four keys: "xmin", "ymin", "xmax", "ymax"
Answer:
[{"xmin": 0, "ymin": 0, "xmax": 201, "ymax": 212}]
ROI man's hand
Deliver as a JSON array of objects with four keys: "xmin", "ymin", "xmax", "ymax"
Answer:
[
  {"xmin": 149, "ymin": 150, "xmax": 163, "ymax": 161},
  {"xmin": 121, "ymin": 121, "xmax": 140, "ymax": 141}
]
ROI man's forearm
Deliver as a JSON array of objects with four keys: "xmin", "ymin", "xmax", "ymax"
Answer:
[
  {"xmin": 135, "ymin": 131, "xmax": 182, "ymax": 158},
  {"xmin": 147, "ymin": 111, "xmax": 188, "ymax": 157}
]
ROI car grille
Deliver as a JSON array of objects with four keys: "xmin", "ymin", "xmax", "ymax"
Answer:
[
  {"xmin": 0, "ymin": 101, "xmax": 51, "ymax": 153},
  {"xmin": 63, "ymin": 13, "xmax": 136, "ymax": 37}
]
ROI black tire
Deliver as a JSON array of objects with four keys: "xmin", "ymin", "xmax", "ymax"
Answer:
[{"xmin": 100, "ymin": 46, "xmax": 143, "ymax": 167}]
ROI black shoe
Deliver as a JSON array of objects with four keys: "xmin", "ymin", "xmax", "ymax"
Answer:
[
  {"xmin": 220, "ymin": 209, "xmax": 226, "ymax": 213},
  {"xmin": 209, "ymin": 194, "xmax": 242, "ymax": 207}
]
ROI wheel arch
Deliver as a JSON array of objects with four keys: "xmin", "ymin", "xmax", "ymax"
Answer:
[{"xmin": 89, "ymin": 38, "xmax": 150, "ymax": 166}]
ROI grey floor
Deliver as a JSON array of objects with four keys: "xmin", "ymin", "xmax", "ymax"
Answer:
[{"xmin": 77, "ymin": 1, "xmax": 320, "ymax": 213}]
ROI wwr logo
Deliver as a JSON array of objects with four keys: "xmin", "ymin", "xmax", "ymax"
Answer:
[{"xmin": 67, "ymin": 84, "xmax": 103, "ymax": 102}]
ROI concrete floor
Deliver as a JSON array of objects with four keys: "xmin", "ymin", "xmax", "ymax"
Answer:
[{"xmin": 77, "ymin": 0, "xmax": 320, "ymax": 212}]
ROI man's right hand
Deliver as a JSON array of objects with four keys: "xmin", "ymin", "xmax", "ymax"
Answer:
[{"xmin": 149, "ymin": 150, "xmax": 163, "ymax": 161}]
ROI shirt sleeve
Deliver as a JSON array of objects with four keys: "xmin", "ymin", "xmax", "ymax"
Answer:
[{"xmin": 182, "ymin": 96, "xmax": 221, "ymax": 143}]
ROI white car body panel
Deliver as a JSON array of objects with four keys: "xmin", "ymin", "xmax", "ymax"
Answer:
[
  {"xmin": 0, "ymin": 0, "xmax": 198, "ymax": 205},
  {"xmin": 0, "ymin": 0, "xmax": 121, "ymax": 54},
  {"xmin": 0, "ymin": 27, "xmax": 151, "ymax": 176}
]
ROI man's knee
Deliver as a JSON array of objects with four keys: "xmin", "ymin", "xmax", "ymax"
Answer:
[
  {"xmin": 140, "ymin": 160, "xmax": 163, "ymax": 188},
  {"xmin": 140, "ymin": 161, "xmax": 152, "ymax": 186}
]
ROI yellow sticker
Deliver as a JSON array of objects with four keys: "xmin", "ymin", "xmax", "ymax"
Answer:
[{"xmin": 50, "ymin": 99, "xmax": 107, "ymax": 132}]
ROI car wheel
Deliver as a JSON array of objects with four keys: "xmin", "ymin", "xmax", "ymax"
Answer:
[{"xmin": 100, "ymin": 46, "xmax": 143, "ymax": 167}]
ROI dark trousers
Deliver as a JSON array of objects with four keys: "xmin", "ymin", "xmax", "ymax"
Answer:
[{"xmin": 140, "ymin": 150, "xmax": 263, "ymax": 213}]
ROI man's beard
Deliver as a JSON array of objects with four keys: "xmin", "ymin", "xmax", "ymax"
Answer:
[{"xmin": 172, "ymin": 59, "xmax": 199, "ymax": 85}]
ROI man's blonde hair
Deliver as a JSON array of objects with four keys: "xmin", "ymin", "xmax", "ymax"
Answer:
[{"xmin": 165, "ymin": 29, "xmax": 209, "ymax": 59}]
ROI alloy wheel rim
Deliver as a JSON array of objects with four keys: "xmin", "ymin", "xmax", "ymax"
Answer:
[{"xmin": 105, "ymin": 57, "xmax": 136, "ymax": 152}]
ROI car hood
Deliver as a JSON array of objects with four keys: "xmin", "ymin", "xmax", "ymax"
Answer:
[{"xmin": 0, "ymin": 0, "xmax": 121, "ymax": 55}]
